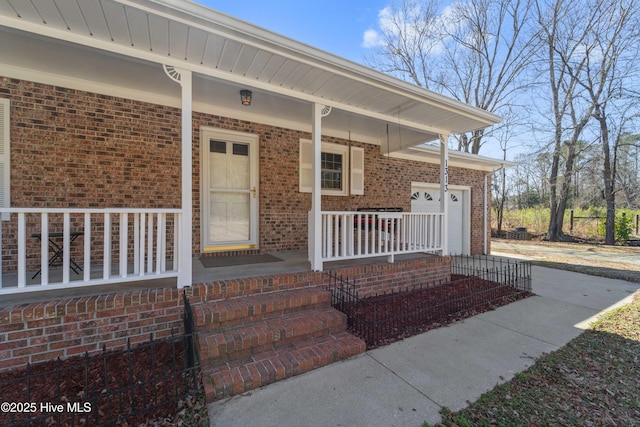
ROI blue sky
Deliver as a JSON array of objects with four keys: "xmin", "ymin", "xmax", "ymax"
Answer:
[{"xmin": 198, "ymin": 0, "xmax": 390, "ymax": 64}]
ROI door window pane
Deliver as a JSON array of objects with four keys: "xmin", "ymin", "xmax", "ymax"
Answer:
[{"xmin": 210, "ymin": 192, "xmax": 250, "ymax": 242}]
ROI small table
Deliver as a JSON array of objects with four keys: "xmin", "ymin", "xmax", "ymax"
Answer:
[{"xmin": 32, "ymin": 231, "xmax": 83, "ymax": 279}]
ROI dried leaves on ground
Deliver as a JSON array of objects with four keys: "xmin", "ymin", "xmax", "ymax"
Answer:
[
  {"xmin": 435, "ymin": 292, "xmax": 640, "ymax": 427},
  {"xmin": 0, "ymin": 340, "xmax": 208, "ymax": 427},
  {"xmin": 346, "ymin": 276, "xmax": 533, "ymax": 349}
]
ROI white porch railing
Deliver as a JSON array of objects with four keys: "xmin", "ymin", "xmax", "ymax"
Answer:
[
  {"xmin": 0, "ymin": 208, "xmax": 182, "ymax": 294},
  {"xmin": 321, "ymin": 211, "xmax": 444, "ymax": 262}
]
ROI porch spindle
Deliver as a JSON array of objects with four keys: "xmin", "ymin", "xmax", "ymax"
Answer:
[
  {"xmin": 119, "ymin": 213, "xmax": 128, "ymax": 278},
  {"xmin": 139, "ymin": 213, "xmax": 146, "ymax": 276},
  {"xmin": 173, "ymin": 212, "xmax": 180, "ymax": 272},
  {"xmin": 84, "ymin": 213, "xmax": 91, "ymax": 282},
  {"xmin": 39, "ymin": 213, "xmax": 48, "ymax": 285},
  {"xmin": 103, "ymin": 213, "xmax": 111, "ymax": 280},
  {"xmin": 133, "ymin": 213, "xmax": 140, "ymax": 275},
  {"xmin": 156, "ymin": 213, "xmax": 164, "ymax": 274},
  {"xmin": 62, "ymin": 213, "xmax": 71, "ymax": 284},
  {"xmin": 147, "ymin": 213, "xmax": 154, "ymax": 273}
]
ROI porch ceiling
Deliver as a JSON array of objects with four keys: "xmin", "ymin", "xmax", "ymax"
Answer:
[{"xmin": 0, "ymin": 0, "xmax": 501, "ymax": 149}]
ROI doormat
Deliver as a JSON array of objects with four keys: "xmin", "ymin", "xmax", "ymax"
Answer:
[{"xmin": 199, "ymin": 254, "xmax": 283, "ymax": 268}]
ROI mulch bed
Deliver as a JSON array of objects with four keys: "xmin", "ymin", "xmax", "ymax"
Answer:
[
  {"xmin": 0, "ymin": 340, "xmax": 199, "ymax": 427},
  {"xmin": 344, "ymin": 275, "xmax": 534, "ymax": 349},
  {"xmin": 1, "ymin": 275, "xmax": 532, "ymax": 426}
]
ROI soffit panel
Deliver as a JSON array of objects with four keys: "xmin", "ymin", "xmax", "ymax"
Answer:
[
  {"xmin": 243, "ymin": 49, "xmax": 274, "ymax": 79},
  {"xmin": 126, "ymin": 8, "xmax": 153, "ymax": 50},
  {"xmin": 102, "ymin": 2, "xmax": 133, "ymax": 45},
  {"xmin": 0, "ymin": 0, "xmax": 500, "ymax": 137},
  {"xmin": 278, "ymin": 62, "xmax": 309, "ymax": 88}
]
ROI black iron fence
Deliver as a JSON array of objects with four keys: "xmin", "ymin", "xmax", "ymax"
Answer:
[
  {"xmin": 327, "ymin": 255, "xmax": 532, "ymax": 348},
  {"xmin": 451, "ymin": 254, "xmax": 532, "ymax": 292},
  {"xmin": 0, "ymin": 292, "xmax": 200, "ymax": 427}
]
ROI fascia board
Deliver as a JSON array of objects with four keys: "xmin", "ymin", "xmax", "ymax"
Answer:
[{"xmin": 387, "ymin": 146, "xmax": 515, "ymax": 172}]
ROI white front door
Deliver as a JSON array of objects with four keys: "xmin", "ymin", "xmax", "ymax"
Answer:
[
  {"xmin": 201, "ymin": 128, "xmax": 259, "ymax": 252},
  {"xmin": 411, "ymin": 184, "xmax": 469, "ymax": 255}
]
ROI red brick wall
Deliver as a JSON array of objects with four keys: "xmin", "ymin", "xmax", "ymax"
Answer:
[
  {"xmin": 330, "ymin": 255, "xmax": 452, "ymax": 299},
  {"xmin": 1, "ymin": 77, "xmax": 491, "ymax": 261},
  {"xmin": 192, "ymin": 255, "xmax": 451, "ymax": 302},
  {"xmin": 0, "ymin": 286, "xmax": 188, "ymax": 373}
]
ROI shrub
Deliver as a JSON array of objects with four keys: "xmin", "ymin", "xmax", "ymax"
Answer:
[{"xmin": 597, "ymin": 214, "xmax": 633, "ymax": 243}]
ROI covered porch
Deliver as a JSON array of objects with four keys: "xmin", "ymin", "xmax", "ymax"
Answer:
[{"xmin": 0, "ymin": 0, "xmax": 501, "ymax": 299}]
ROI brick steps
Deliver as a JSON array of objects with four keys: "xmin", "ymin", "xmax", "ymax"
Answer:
[
  {"xmin": 195, "ymin": 287, "xmax": 365, "ymax": 402},
  {"xmin": 193, "ymin": 287, "xmax": 331, "ymax": 329},
  {"xmin": 203, "ymin": 331, "xmax": 365, "ymax": 402},
  {"xmin": 200, "ymin": 308, "xmax": 348, "ymax": 365}
]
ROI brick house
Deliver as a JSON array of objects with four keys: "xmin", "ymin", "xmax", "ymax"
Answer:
[{"xmin": 0, "ymin": 0, "xmax": 506, "ymax": 400}]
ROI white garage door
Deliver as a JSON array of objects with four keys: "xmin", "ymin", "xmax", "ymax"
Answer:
[{"xmin": 411, "ymin": 186, "xmax": 466, "ymax": 255}]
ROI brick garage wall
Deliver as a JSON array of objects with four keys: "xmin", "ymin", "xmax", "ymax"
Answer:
[
  {"xmin": 0, "ymin": 286, "xmax": 191, "ymax": 373},
  {"xmin": 1, "ymin": 77, "xmax": 490, "ymax": 263}
]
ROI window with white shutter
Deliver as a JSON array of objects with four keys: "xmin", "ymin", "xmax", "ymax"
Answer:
[
  {"xmin": 0, "ymin": 99, "xmax": 9, "ymax": 221},
  {"xmin": 299, "ymin": 139, "xmax": 364, "ymax": 196}
]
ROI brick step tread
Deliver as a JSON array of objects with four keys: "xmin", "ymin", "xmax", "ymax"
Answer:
[
  {"xmin": 202, "ymin": 331, "xmax": 366, "ymax": 402},
  {"xmin": 193, "ymin": 287, "xmax": 331, "ymax": 329},
  {"xmin": 199, "ymin": 307, "xmax": 347, "ymax": 365}
]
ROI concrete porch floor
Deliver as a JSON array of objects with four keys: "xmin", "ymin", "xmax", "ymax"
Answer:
[{"xmin": 0, "ymin": 251, "xmax": 437, "ymax": 306}]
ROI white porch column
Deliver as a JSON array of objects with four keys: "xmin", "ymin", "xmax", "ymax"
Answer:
[
  {"xmin": 179, "ymin": 69, "xmax": 193, "ymax": 288},
  {"xmin": 309, "ymin": 103, "xmax": 323, "ymax": 271},
  {"xmin": 439, "ymin": 134, "xmax": 450, "ymax": 255},
  {"xmin": 164, "ymin": 65, "xmax": 193, "ymax": 288}
]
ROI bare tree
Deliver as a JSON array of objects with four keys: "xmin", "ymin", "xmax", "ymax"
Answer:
[
  {"xmin": 366, "ymin": 0, "xmax": 538, "ymax": 154},
  {"xmin": 562, "ymin": 0, "xmax": 639, "ymax": 244},
  {"xmin": 535, "ymin": 0, "xmax": 607, "ymax": 241}
]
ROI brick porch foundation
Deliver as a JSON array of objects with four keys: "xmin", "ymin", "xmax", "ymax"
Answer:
[{"xmin": 0, "ymin": 255, "xmax": 451, "ymax": 390}]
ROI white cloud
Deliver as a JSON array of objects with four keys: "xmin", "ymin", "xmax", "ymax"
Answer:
[
  {"xmin": 362, "ymin": 29, "xmax": 382, "ymax": 48},
  {"xmin": 377, "ymin": 6, "xmax": 395, "ymax": 35},
  {"xmin": 366, "ymin": 2, "xmax": 470, "ymax": 56}
]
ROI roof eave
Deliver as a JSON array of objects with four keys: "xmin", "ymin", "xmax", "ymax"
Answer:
[
  {"xmin": 128, "ymin": 0, "xmax": 502, "ymax": 130},
  {"xmin": 387, "ymin": 145, "xmax": 516, "ymax": 172}
]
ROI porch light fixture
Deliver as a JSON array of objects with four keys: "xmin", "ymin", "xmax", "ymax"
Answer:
[{"xmin": 240, "ymin": 90, "xmax": 252, "ymax": 106}]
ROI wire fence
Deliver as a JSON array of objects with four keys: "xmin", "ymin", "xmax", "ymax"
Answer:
[
  {"xmin": 327, "ymin": 255, "xmax": 532, "ymax": 348},
  {"xmin": 0, "ymin": 291, "xmax": 200, "ymax": 427},
  {"xmin": 451, "ymin": 254, "xmax": 532, "ymax": 291}
]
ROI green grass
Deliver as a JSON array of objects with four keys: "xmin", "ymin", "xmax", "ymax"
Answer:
[{"xmin": 432, "ymin": 292, "xmax": 640, "ymax": 427}]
